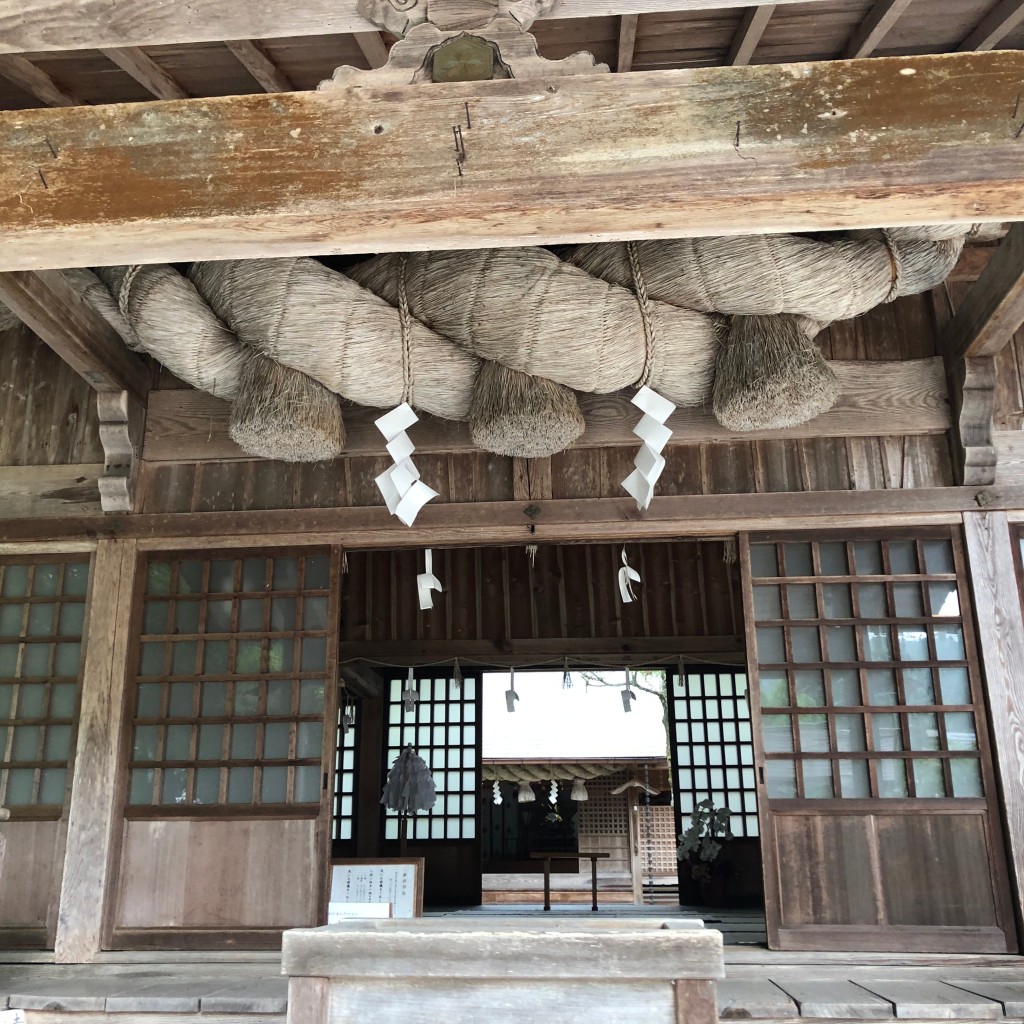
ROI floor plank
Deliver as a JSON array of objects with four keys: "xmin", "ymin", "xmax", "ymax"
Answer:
[
  {"xmin": 855, "ymin": 980, "xmax": 1003, "ymax": 1019},
  {"xmin": 717, "ymin": 978, "xmax": 798, "ymax": 1018},
  {"xmin": 773, "ymin": 978, "xmax": 895, "ymax": 1018},
  {"xmin": 947, "ymin": 980, "xmax": 1024, "ymax": 1016}
]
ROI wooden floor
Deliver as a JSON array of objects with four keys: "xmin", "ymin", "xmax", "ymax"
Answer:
[{"xmin": 5, "ymin": 925, "xmax": 1024, "ymax": 1023}]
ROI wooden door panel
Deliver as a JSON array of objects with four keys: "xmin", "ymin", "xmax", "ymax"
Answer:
[{"xmin": 0, "ymin": 818, "xmax": 61, "ymax": 943}]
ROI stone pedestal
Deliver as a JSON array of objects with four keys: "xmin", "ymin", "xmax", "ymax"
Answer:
[{"xmin": 282, "ymin": 918, "xmax": 723, "ymax": 1024}]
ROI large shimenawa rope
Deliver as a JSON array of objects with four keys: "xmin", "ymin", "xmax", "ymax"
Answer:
[{"xmin": 26, "ymin": 225, "xmax": 967, "ymax": 461}]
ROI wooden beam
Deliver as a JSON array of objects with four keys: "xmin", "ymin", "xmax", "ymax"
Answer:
[
  {"xmin": 726, "ymin": 5, "xmax": 774, "ymax": 66},
  {"xmin": 0, "ymin": 52, "xmax": 1021, "ymax": 270},
  {"xmin": 962, "ymin": 510, "xmax": 1024, "ymax": 935},
  {"xmin": 844, "ymin": 0, "xmax": 913, "ymax": 59},
  {"xmin": 143, "ymin": 359, "xmax": 949, "ymax": 463},
  {"xmin": 0, "ymin": 54, "xmax": 80, "ymax": 106},
  {"xmin": 616, "ymin": 14, "xmax": 639, "ymax": 72},
  {"xmin": 340, "ymin": 662, "xmax": 385, "ymax": 698},
  {"xmin": 99, "ymin": 46, "xmax": 188, "ymax": 100},
  {"xmin": 942, "ymin": 223, "xmax": 1024, "ymax": 361},
  {"xmin": 225, "ymin": 39, "xmax": 293, "ymax": 93},
  {"xmin": 0, "ymin": 464, "xmax": 103, "ymax": 519},
  {"xmin": 0, "ymin": 1, "xmax": 852, "ymax": 54},
  {"xmin": 4, "ymin": 485, "xmax": 1024, "ymax": 548},
  {"xmin": 353, "ymin": 31, "xmax": 390, "ymax": 69},
  {"xmin": 55, "ymin": 538, "xmax": 137, "ymax": 962},
  {"xmin": 959, "ymin": 0, "xmax": 1024, "ymax": 51},
  {"xmin": 0, "ymin": 271, "xmax": 150, "ymax": 399}
]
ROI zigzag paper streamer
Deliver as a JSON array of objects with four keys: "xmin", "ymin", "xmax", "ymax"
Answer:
[
  {"xmin": 622, "ymin": 386, "xmax": 676, "ymax": 510},
  {"xmin": 374, "ymin": 403, "xmax": 438, "ymax": 527},
  {"xmin": 618, "ymin": 546, "xmax": 641, "ymax": 603},
  {"xmin": 417, "ymin": 549, "xmax": 443, "ymax": 610}
]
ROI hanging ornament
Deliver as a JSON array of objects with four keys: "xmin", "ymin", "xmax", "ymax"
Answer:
[
  {"xmin": 562, "ymin": 656, "xmax": 572, "ymax": 689},
  {"xmin": 622, "ymin": 385, "xmax": 676, "ymax": 510},
  {"xmin": 618, "ymin": 546, "xmax": 641, "ymax": 604},
  {"xmin": 380, "ymin": 745, "xmax": 437, "ymax": 814},
  {"xmin": 401, "ymin": 666, "xmax": 419, "ymax": 713},
  {"xmin": 621, "ymin": 666, "xmax": 637, "ymax": 713},
  {"xmin": 505, "ymin": 666, "xmax": 519, "ymax": 713},
  {"xmin": 549, "ymin": 779, "xmax": 559, "ymax": 804},
  {"xmin": 517, "ymin": 782, "xmax": 536, "ymax": 803},
  {"xmin": 525, "ymin": 544, "xmax": 538, "ymax": 568},
  {"xmin": 571, "ymin": 778, "xmax": 589, "ymax": 802},
  {"xmin": 492, "ymin": 779, "xmax": 503, "ymax": 805},
  {"xmin": 373, "ymin": 403, "xmax": 438, "ymax": 526},
  {"xmin": 417, "ymin": 548, "xmax": 443, "ymax": 610},
  {"xmin": 453, "ymin": 657, "xmax": 463, "ymax": 692},
  {"xmin": 341, "ymin": 551, "xmax": 349, "ymax": 575}
]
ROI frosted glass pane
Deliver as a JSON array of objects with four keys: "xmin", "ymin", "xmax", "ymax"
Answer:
[
  {"xmin": 32, "ymin": 566, "xmax": 59, "ymax": 596},
  {"xmin": 928, "ymin": 582, "xmax": 959, "ymax": 618},
  {"xmin": 161, "ymin": 767, "xmax": 187, "ymax": 804},
  {"xmin": 268, "ymin": 640, "xmax": 293, "ymax": 673},
  {"xmin": 230, "ymin": 723, "xmax": 258, "ymax": 758},
  {"xmin": 39, "ymin": 767, "xmax": 66, "ymax": 804},
  {"xmin": 264, "ymin": 679, "xmax": 291, "ymax": 715},
  {"xmin": 463, "ymin": 678, "xmax": 476, "ymax": 701},
  {"xmin": 913, "ymin": 759, "xmax": 945, "ymax": 797},
  {"xmin": 753, "ymin": 586, "xmax": 781, "ymax": 620},
  {"xmin": 750, "ymin": 545, "xmax": 778, "ymax": 577},
  {"xmin": 762, "ymin": 716, "xmax": 793, "ymax": 752},
  {"xmin": 862, "ymin": 626, "xmax": 893, "ymax": 662},
  {"xmin": 171, "ymin": 641, "xmax": 197, "ymax": 675},
  {"xmin": 63, "ymin": 563, "xmax": 89, "ymax": 596},
  {"xmin": 297, "ymin": 721, "xmax": 323, "ymax": 758},
  {"xmin": 798, "ymin": 715, "xmax": 830, "ymax": 752},
  {"xmin": 270, "ymin": 597, "xmax": 297, "ymax": 630},
  {"xmin": 144, "ymin": 601, "xmax": 169, "ymax": 634},
  {"xmin": 835, "ymin": 714, "xmax": 866, "ymax": 751},
  {"xmin": 449, "ymin": 748, "xmax": 462, "ymax": 768},
  {"xmin": 871, "ymin": 713, "xmax": 903, "ymax": 751},
  {"xmin": 203, "ymin": 641, "xmax": 229, "ymax": 674},
  {"xmin": 462, "ymin": 770, "xmax": 476, "ymax": 790},
  {"xmin": 938, "ymin": 667, "xmax": 971, "ymax": 705},
  {"xmin": 889, "ymin": 542, "xmax": 918, "ymax": 574},
  {"xmin": 165, "ymin": 724, "xmax": 192, "ymax": 760},
  {"xmin": 194, "ymin": 767, "xmax": 221, "ymax": 804},
  {"xmin": 43, "ymin": 724, "xmax": 72, "ymax": 760},
  {"xmin": 431, "ymin": 819, "xmax": 445, "ymax": 839},
  {"xmin": 951, "ymin": 758, "xmax": 983, "ymax": 797},
  {"xmin": 16, "ymin": 683, "xmax": 45, "ymax": 718},
  {"xmin": 756, "ymin": 629, "xmax": 785, "ymax": 664},
  {"xmin": 140, "ymin": 642, "xmax": 167, "ymax": 677},
  {"xmin": 273, "ymin": 558, "xmax": 298, "ymax": 590},
  {"xmin": 12, "ymin": 725, "xmax": 41, "ymax": 760},
  {"xmin": 784, "ymin": 543, "xmax": 813, "ymax": 576},
  {"xmin": 416, "ymin": 818, "xmax": 429, "ymax": 840},
  {"xmin": 463, "ymin": 702, "xmax": 477, "ymax": 723},
  {"xmin": 209, "ymin": 559, "xmax": 236, "ymax": 593},
  {"xmin": 5, "ymin": 767, "xmax": 35, "ymax": 804},
  {"xmin": 264, "ymin": 721, "xmax": 291, "ymax": 758},
  {"xmin": 294, "ymin": 765, "xmax": 320, "ymax": 802},
  {"xmin": 236, "ymin": 640, "xmax": 262, "ymax": 674},
  {"xmin": 923, "ymin": 540, "xmax": 955, "ymax": 574},
  {"xmin": 1, "ymin": 565, "xmax": 29, "ymax": 597},
  {"xmin": 133, "ymin": 725, "xmax": 159, "ymax": 761},
  {"xmin": 877, "ymin": 759, "xmax": 908, "ymax": 797},
  {"xmin": 301, "ymin": 638, "xmax": 326, "ymax": 671},
  {"xmin": 903, "ymin": 668, "xmax": 935, "ymax": 705},
  {"xmin": 854, "ymin": 541, "xmax": 883, "ymax": 575},
  {"xmin": 897, "ymin": 628, "xmax": 930, "ymax": 662},
  {"xmin": 945, "ymin": 712, "xmax": 978, "ymax": 751},
  {"xmin": 129, "ymin": 768, "xmax": 154, "ymax": 804},
  {"xmin": 433, "ymin": 702, "xmax": 447, "ymax": 723},
  {"xmin": 0, "ymin": 646, "xmax": 16, "ymax": 676},
  {"xmin": 802, "ymin": 761, "xmax": 834, "ymax": 798},
  {"xmin": 446, "ymin": 794, "xmax": 459, "ymax": 814},
  {"xmin": 934, "ymin": 626, "xmax": 965, "ymax": 661},
  {"xmin": 0, "ymin": 684, "xmax": 13, "ymax": 717},
  {"xmin": 838, "ymin": 759, "xmax": 870, "ymax": 797},
  {"xmin": 826, "ymin": 627, "xmax": 856, "ymax": 662},
  {"xmin": 261, "ymin": 766, "xmax": 288, "ymax": 803},
  {"xmin": 206, "ymin": 600, "xmax": 233, "ymax": 632},
  {"xmin": 168, "ymin": 682, "xmax": 194, "ymax": 717},
  {"xmin": 198, "ymin": 723, "xmax": 224, "ymax": 760},
  {"xmin": 305, "ymin": 556, "xmax": 330, "ymax": 589},
  {"xmin": 23, "ymin": 644, "xmax": 51, "ymax": 676},
  {"xmin": 58, "ymin": 603, "xmax": 85, "ymax": 637},
  {"xmin": 385, "ymin": 819, "xmax": 398, "ymax": 839},
  {"xmin": 819, "ymin": 542, "xmax": 848, "ymax": 575},
  {"xmin": 463, "ymin": 725, "xmax": 476, "ymax": 745},
  {"xmin": 174, "ymin": 601, "xmax": 200, "ymax": 634},
  {"xmin": 233, "ymin": 680, "xmax": 260, "ymax": 715},
  {"xmin": 201, "ymin": 681, "xmax": 228, "ymax": 716},
  {"xmin": 227, "ymin": 766, "xmax": 254, "ymax": 803},
  {"xmin": 765, "ymin": 760, "xmax": 797, "ymax": 798},
  {"xmin": 0, "ymin": 605, "xmax": 23, "ymax": 638},
  {"xmin": 136, "ymin": 682, "xmax": 161, "ymax": 718},
  {"xmin": 239, "ymin": 599, "xmax": 263, "ymax": 630},
  {"xmin": 830, "ymin": 669, "xmax": 860, "ymax": 706},
  {"xmin": 908, "ymin": 713, "xmax": 940, "ymax": 751},
  {"xmin": 893, "ymin": 584, "xmax": 924, "ymax": 618},
  {"xmin": 823, "ymin": 584, "xmax": 852, "ymax": 618},
  {"xmin": 147, "ymin": 563, "xmax": 172, "ymax": 595},
  {"xmin": 242, "ymin": 558, "xmax": 266, "ymax": 592},
  {"xmin": 787, "ymin": 585, "xmax": 817, "ymax": 619},
  {"xmin": 177, "ymin": 561, "xmax": 203, "ymax": 594},
  {"xmin": 791, "ymin": 628, "xmax": 821, "ymax": 662},
  {"xmin": 302, "ymin": 597, "xmax": 328, "ymax": 631}
]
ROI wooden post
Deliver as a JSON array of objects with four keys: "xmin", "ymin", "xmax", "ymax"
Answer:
[
  {"xmin": 963, "ymin": 511, "xmax": 1024, "ymax": 927},
  {"xmin": 55, "ymin": 538, "xmax": 138, "ymax": 963}
]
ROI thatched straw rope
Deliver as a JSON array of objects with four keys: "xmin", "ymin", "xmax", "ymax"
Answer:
[{"xmin": 626, "ymin": 239, "xmax": 657, "ymax": 389}]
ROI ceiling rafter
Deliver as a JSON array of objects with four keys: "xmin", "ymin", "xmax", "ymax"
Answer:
[
  {"xmin": 353, "ymin": 31, "xmax": 391, "ymax": 69},
  {"xmin": 225, "ymin": 40, "xmax": 294, "ymax": 92},
  {"xmin": 0, "ymin": 54, "xmax": 80, "ymax": 106},
  {"xmin": 616, "ymin": 14, "xmax": 639, "ymax": 72},
  {"xmin": 959, "ymin": 0, "xmax": 1024, "ymax": 50},
  {"xmin": 100, "ymin": 47, "xmax": 189, "ymax": 100},
  {"xmin": 726, "ymin": 5, "xmax": 775, "ymax": 66},
  {"xmin": 844, "ymin": 0, "xmax": 914, "ymax": 59}
]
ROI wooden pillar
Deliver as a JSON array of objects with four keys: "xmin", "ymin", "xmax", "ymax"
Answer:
[
  {"xmin": 963, "ymin": 511, "xmax": 1024, "ymax": 927},
  {"xmin": 55, "ymin": 538, "xmax": 138, "ymax": 963},
  {"xmin": 355, "ymin": 696, "xmax": 384, "ymax": 857}
]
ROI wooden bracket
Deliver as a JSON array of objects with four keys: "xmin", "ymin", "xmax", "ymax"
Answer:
[
  {"xmin": 356, "ymin": 0, "xmax": 556, "ymax": 35},
  {"xmin": 946, "ymin": 353, "xmax": 997, "ymax": 486},
  {"xmin": 97, "ymin": 390, "xmax": 146, "ymax": 514}
]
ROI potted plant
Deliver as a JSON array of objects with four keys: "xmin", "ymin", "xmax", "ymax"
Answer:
[{"xmin": 676, "ymin": 798, "xmax": 733, "ymax": 906}]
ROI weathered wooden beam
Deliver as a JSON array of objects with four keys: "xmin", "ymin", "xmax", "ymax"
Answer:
[
  {"xmin": 3, "ymin": 485, "xmax": 1023, "ymax": 548},
  {"xmin": 0, "ymin": 51, "xmax": 1020, "ymax": 269},
  {"xmin": 353, "ymin": 31, "xmax": 390, "ymax": 69},
  {"xmin": 143, "ymin": 359, "xmax": 949, "ymax": 463},
  {"xmin": 0, "ymin": 271, "xmax": 150, "ymax": 399},
  {"xmin": 616, "ymin": 14, "xmax": 639, "ymax": 72},
  {"xmin": 0, "ymin": 464, "xmax": 103, "ymax": 519},
  {"xmin": 844, "ymin": 0, "xmax": 913, "ymax": 58},
  {"xmin": 0, "ymin": 1, "xmax": 850, "ymax": 53},
  {"xmin": 942, "ymin": 222, "xmax": 1024, "ymax": 361},
  {"xmin": 0, "ymin": 54, "xmax": 80, "ymax": 106},
  {"xmin": 339, "ymin": 663, "xmax": 385, "ymax": 698},
  {"xmin": 225, "ymin": 39, "xmax": 294, "ymax": 92},
  {"xmin": 726, "ymin": 5, "xmax": 774, "ymax": 66},
  {"xmin": 100, "ymin": 47, "xmax": 188, "ymax": 100},
  {"xmin": 962, "ymin": 510, "xmax": 1024, "ymax": 935},
  {"xmin": 959, "ymin": 0, "xmax": 1024, "ymax": 51}
]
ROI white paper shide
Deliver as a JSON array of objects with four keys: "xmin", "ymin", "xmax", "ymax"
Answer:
[
  {"xmin": 622, "ymin": 386, "xmax": 676, "ymax": 510},
  {"xmin": 374, "ymin": 403, "xmax": 438, "ymax": 526}
]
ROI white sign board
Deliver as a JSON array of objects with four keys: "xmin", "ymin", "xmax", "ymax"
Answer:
[
  {"xmin": 330, "ymin": 859, "xmax": 422, "ymax": 919},
  {"xmin": 328, "ymin": 901, "xmax": 393, "ymax": 923}
]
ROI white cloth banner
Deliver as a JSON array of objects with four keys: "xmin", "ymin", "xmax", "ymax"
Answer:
[
  {"xmin": 374, "ymin": 403, "xmax": 439, "ymax": 526},
  {"xmin": 622, "ymin": 386, "xmax": 676, "ymax": 511}
]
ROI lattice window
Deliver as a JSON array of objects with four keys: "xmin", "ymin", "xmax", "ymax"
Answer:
[
  {"xmin": 670, "ymin": 666, "xmax": 758, "ymax": 837},
  {"xmin": 640, "ymin": 805, "xmax": 679, "ymax": 874},
  {"xmin": 333, "ymin": 702, "xmax": 358, "ymax": 842},
  {"xmin": 578, "ymin": 774, "xmax": 629, "ymax": 835},
  {"xmin": 126, "ymin": 551, "xmax": 334, "ymax": 808},
  {"xmin": 0, "ymin": 558, "xmax": 89, "ymax": 809},
  {"xmin": 748, "ymin": 532, "xmax": 986, "ymax": 800},
  {"xmin": 383, "ymin": 670, "xmax": 479, "ymax": 841}
]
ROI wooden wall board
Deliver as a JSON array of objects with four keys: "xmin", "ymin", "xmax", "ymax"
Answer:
[
  {"xmin": 0, "ymin": 465, "xmax": 103, "ymax": 518},
  {"xmin": 757, "ymin": 0, "xmax": 873, "ymax": 63},
  {"xmin": 0, "ymin": 818, "xmax": 62, "ymax": 934}
]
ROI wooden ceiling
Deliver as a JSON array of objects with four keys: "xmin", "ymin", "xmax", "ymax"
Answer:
[{"xmin": 0, "ymin": 0, "xmax": 1020, "ymax": 111}]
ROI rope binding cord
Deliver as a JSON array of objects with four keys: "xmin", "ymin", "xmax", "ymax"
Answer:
[
  {"xmin": 398, "ymin": 252, "xmax": 414, "ymax": 406},
  {"xmin": 626, "ymin": 239, "xmax": 658, "ymax": 390}
]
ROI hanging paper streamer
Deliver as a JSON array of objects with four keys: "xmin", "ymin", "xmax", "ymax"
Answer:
[
  {"xmin": 453, "ymin": 657, "xmax": 463, "ymax": 691},
  {"xmin": 373, "ymin": 403, "xmax": 438, "ymax": 527},
  {"xmin": 621, "ymin": 666, "xmax": 637, "ymax": 713},
  {"xmin": 401, "ymin": 666, "xmax": 419, "ymax": 713},
  {"xmin": 505, "ymin": 667, "xmax": 519, "ymax": 713},
  {"xmin": 571, "ymin": 778, "xmax": 589, "ymax": 801},
  {"xmin": 562, "ymin": 656, "xmax": 572, "ymax": 689},
  {"xmin": 622, "ymin": 386, "xmax": 676, "ymax": 510},
  {"xmin": 618, "ymin": 547, "xmax": 641, "ymax": 604},
  {"xmin": 492, "ymin": 779, "xmax": 503, "ymax": 805},
  {"xmin": 517, "ymin": 782, "xmax": 536, "ymax": 803},
  {"xmin": 549, "ymin": 779, "xmax": 559, "ymax": 804},
  {"xmin": 417, "ymin": 549, "xmax": 443, "ymax": 610},
  {"xmin": 380, "ymin": 745, "xmax": 437, "ymax": 813}
]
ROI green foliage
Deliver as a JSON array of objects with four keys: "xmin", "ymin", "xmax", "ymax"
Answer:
[{"xmin": 676, "ymin": 798, "xmax": 733, "ymax": 880}]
